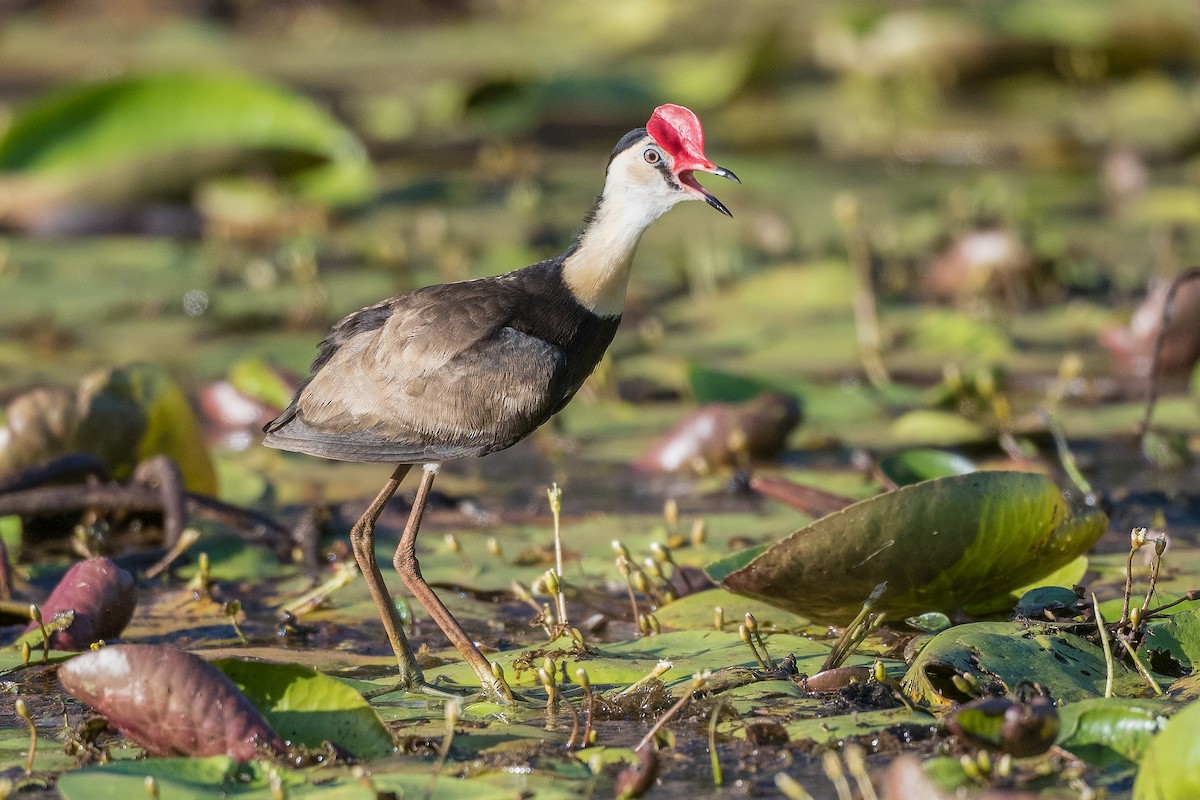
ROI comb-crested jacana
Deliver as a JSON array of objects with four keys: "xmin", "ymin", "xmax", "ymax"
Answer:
[{"xmin": 263, "ymin": 104, "xmax": 738, "ymax": 701}]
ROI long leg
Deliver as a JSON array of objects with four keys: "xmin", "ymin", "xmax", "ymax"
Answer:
[
  {"xmin": 348, "ymin": 464, "xmax": 426, "ymax": 688},
  {"xmin": 394, "ymin": 464, "xmax": 512, "ymax": 703}
]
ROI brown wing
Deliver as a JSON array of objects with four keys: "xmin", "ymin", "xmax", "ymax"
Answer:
[{"xmin": 262, "ymin": 282, "xmax": 567, "ymax": 463}]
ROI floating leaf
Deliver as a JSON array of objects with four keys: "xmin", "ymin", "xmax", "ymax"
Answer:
[
  {"xmin": 18, "ymin": 557, "xmax": 136, "ymax": 650},
  {"xmin": 905, "ymin": 612, "xmax": 952, "ymax": 633},
  {"xmin": 57, "ymin": 757, "xmax": 291, "ymax": 800},
  {"xmin": 214, "ymin": 659, "xmax": 394, "ymax": 760},
  {"xmin": 1056, "ymin": 698, "xmax": 1169, "ymax": 768},
  {"xmin": 877, "ymin": 448, "xmax": 976, "ymax": 486},
  {"xmin": 0, "ymin": 71, "xmax": 374, "ymax": 217},
  {"xmin": 685, "ymin": 363, "xmax": 778, "ymax": 404},
  {"xmin": 903, "ymin": 622, "xmax": 1147, "ymax": 709},
  {"xmin": 1014, "ymin": 586, "xmax": 1084, "ymax": 620},
  {"xmin": 1133, "ymin": 699, "xmax": 1200, "ymax": 799},
  {"xmin": 708, "ymin": 472, "xmax": 1106, "ymax": 623},
  {"xmin": 226, "ymin": 357, "xmax": 297, "ymax": 413},
  {"xmin": 1140, "ymin": 606, "xmax": 1200, "ymax": 675},
  {"xmin": 888, "ymin": 410, "xmax": 988, "ymax": 446},
  {"xmin": 58, "ymin": 644, "xmax": 286, "ymax": 760}
]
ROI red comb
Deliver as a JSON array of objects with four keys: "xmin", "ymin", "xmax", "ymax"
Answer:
[{"xmin": 647, "ymin": 104, "xmax": 708, "ymax": 164}]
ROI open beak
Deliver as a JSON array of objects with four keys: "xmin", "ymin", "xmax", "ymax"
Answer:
[{"xmin": 677, "ymin": 162, "xmax": 741, "ymax": 217}]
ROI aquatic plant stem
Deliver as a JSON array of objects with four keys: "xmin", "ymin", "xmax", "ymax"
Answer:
[
  {"xmin": 425, "ymin": 699, "xmax": 460, "ymax": 800},
  {"xmin": 547, "ymin": 484, "xmax": 568, "ymax": 628},
  {"xmin": 1140, "ymin": 535, "xmax": 1168, "ymax": 617},
  {"xmin": 15, "ymin": 698, "xmax": 35, "ymax": 774},
  {"xmin": 1093, "ymin": 593, "xmax": 1114, "ymax": 698},
  {"xmin": 821, "ymin": 582, "xmax": 886, "ymax": 672},
  {"xmin": 1041, "ymin": 411, "xmax": 1093, "ymax": 497},
  {"xmin": 1116, "ymin": 634, "xmax": 1163, "ymax": 696},
  {"xmin": 708, "ymin": 697, "xmax": 726, "ymax": 787}
]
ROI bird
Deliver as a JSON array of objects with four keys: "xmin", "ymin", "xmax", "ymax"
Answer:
[{"xmin": 263, "ymin": 103, "xmax": 739, "ymax": 702}]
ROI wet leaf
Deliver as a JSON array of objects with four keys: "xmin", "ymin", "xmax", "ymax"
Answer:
[
  {"xmin": 58, "ymin": 644, "xmax": 286, "ymax": 760},
  {"xmin": 686, "ymin": 363, "xmax": 777, "ymax": 404},
  {"xmin": 1014, "ymin": 586, "xmax": 1084, "ymax": 620},
  {"xmin": 57, "ymin": 757, "xmax": 294, "ymax": 800},
  {"xmin": 1056, "ymin": 698, "xmax": 1169, "ymax": 768},
  {"xmin": 905, "ymin": 612, "xmax": 952, "ymax": 633},
  {"xmin": 18, "ymin": 557, "xmax": 136, "ymax": 650},
  {"xmin": 709, "ymin": 471, "xmax": 1106, "ymax": 623},
  {"xmin": 1132, "ymin": 699, "xmax": 1200, "ymax": 799},
  {"xmin": 877, "ymin": 448, "xmax": 976, "ymax": 487},
  {"xmin": 652, "ymin": 587, "xmax": 812, "ymax": 632},
  {"xmin": 888, "ymin": 410, "xmax": 989, "ymax": 446},
  {"xmin": 226, "ymin": 357, "xmax": 297, "ymax": 413},
  {"xmin": 1140, "ymin": 607, "xmax": 1200, "ymax": 674},
  {"xmin": 903, "ymin": 622, "xmax": 1147, "ymax": 709},
  {"xmin": 0, "ymin": 71, "xmax": 374, "ymax": 217},
  {"xmin": 213, "ymin": 658, "xmax": 394, "ymax": 760}
]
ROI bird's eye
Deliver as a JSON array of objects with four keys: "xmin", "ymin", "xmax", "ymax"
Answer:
[{"xmin": 643, "ymin": 148, "xmax": 662, "ymax": 164}]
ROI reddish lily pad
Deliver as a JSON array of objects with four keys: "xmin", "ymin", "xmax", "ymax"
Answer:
[
  {"xmin": 57, "ymin": 644, "xmax": 286, "ymax": 761},
  {"xmin": 707, "ymin": 471, "xmax": 1106, "ymax": 623},
  {"xmin": 20, "ymin": 557, "xmax": 136, "ymax": 650}
]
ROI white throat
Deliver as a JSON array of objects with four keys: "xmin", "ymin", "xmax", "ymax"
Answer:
[{"xmin": 561, "ymin": 144, "xmax": 687, "ymax": 317}]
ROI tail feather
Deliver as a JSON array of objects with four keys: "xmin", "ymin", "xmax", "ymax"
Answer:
[{"xmin": 262, "ymin": 414, "xmax": 476, "ymax": 464}]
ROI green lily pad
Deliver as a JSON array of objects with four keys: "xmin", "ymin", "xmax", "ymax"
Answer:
[
  {"xmin": 708, "ymin": 471, "xmax": 1107, "ymax": 623},
  {"xmin": 1140, "ymin": 607, "xmax": 1200, "ymax": 675},
  {"xmin": 214, "ymin": 659, "xmax": 394, "ymax": 760},
  {"xmin": 227, "ymin": 357, "xmax": 295, "ymax": 412},
  {"xmin": 1133, "ymin": 699, "xmax": 1200, "ymax": 799},
  {"xmin": 652, "ymin": 587, "xmax": 812, "ymax": 632},
  {"xmin": 685, "ymin": 363, "xmax": 778, "ymax": 404},
  {"xmin": 888, "ymin": 410, "xmax": 989, "ymax": 446},
  {"xmin": 903, "ymin": 622, "xmax": 1149, "ymax": 709},
  {"xmin": 1056, "ymin": 698, "xmax": 1170, "ymax": 768},
  {"xmin": 877, "ymin": 448, "xmax": 976, "ymax": 486},
  {"xmin": 0, "ymin": 71, "xmax": 374, "ymax": 210},
  {"xmin": 57, "ymin": 757, "xmax": 292, "ymax": 800}
]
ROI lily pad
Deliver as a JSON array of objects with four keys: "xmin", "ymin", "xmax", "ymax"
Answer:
[
  {"xmin": 902, "ymin": 622, "xmax": 1148, "ymax": 709},
  {"xmin": 0, "ymin": 71, "xmax": 374, "ymax": 213},
  {"xmin": 1056, "ymin": 698, "xmax": 1170, "ymax": 768},
  {"xmin": 17, "ymin": 557, "xmax": 136, "ymax": 650},
  {"xmin": 1133, "ymin": 699, "xmax": 1200, "ymax": 799},
  {"xmin": 57, "ymin": 757, "xmax": 296, "ymax": 800},
  {"xmin": 877, "ymin": 448, "xmax": 976, "ymax": 486},
  {"xmin": 686, "ymin": 363, "xmax": 778, "ymax": 404},
  {"xmin": 1140, "ymin": 607, "xmax": 1200, "ymax": 675},
  {"xmin": 214, "ymin": 659, "xmax": 394, "ymax": 760},
  {"xmin": 57, "ymin": 644, "xmax": 286, "ymax": 760},
  {"xmin": 708, "ymin": 471, "xmax": 1106, "ymax": 623}
]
